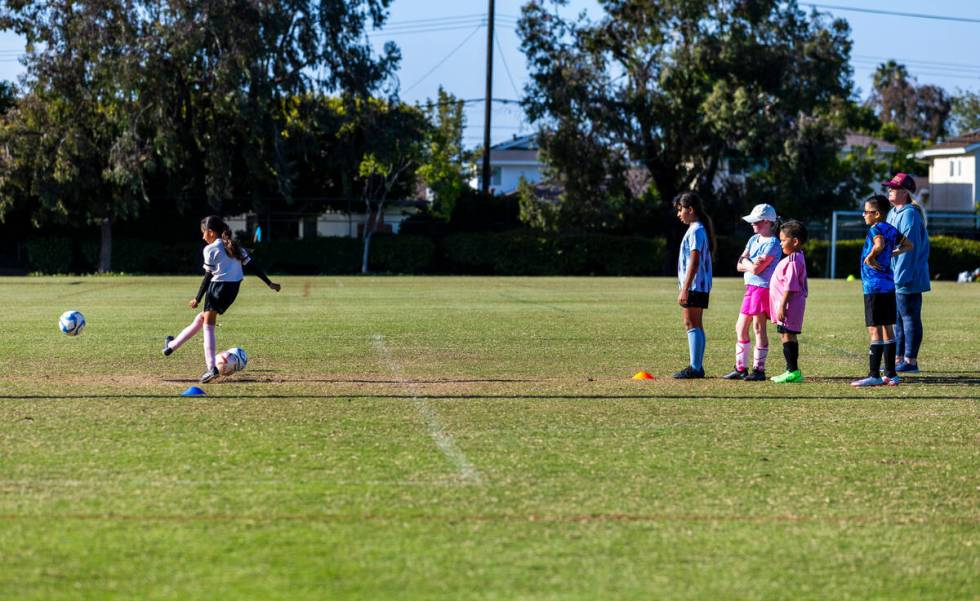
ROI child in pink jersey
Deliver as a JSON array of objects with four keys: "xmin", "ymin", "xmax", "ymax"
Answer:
[{"xmin": 768, "ymin": 220, "xmax": 808, "ymax": 383}]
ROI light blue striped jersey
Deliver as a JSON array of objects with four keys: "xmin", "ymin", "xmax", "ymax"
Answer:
[{"xmin": 678, "ymin": 221, "xmax": 712, "ymax": 292}]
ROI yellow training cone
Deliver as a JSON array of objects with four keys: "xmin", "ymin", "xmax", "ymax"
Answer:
[{"xmin": 632, "ymin": 371, "xmax": 655, "ymax": 380}]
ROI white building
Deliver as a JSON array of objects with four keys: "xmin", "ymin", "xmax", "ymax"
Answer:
[
  {"xmin": 486, "ymin": 135, "xmax": 544, "ymax": 194},
  {"xmin": 915, "ymin": 131, "xmax": 980, "ymax": 212}
]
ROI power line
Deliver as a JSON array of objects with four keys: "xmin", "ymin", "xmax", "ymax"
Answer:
[
  {"xmin": 494, "ymin": 30, "xmax": 522, "ymax": 100},
  {"xmin": 804, "ymin": 3, "xmax": 980, "ymax": 24},
  {"xmin": 403, "ymin": 25, "xmax": 484, "ymax": 94}
]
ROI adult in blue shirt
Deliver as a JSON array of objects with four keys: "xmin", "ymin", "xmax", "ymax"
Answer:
[{"xmin": 883, "ymin": 173, "xmax": 930, "ymax": 373}]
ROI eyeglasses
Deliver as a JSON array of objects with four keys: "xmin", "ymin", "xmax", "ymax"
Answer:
[{"xmin": 862, "ymin": 210, "xmax": 878, "ymax": 215}]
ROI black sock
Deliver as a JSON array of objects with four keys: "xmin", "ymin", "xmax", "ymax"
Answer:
[
  {"xmin": 883, "ymin": 341, "xmax": 897, "ymax": 377},
  {"xmin": 783, "ymin": 341, "xmax": 799, "ymax": 372},
  {"xmin": 868, "ymin": 343, "xmax": 884, "ymax": 378}
]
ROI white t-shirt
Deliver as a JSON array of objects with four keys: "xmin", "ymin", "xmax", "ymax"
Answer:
[{"xmin": 203, "ymin": 240, "xmax": 250, "ymax": 282}]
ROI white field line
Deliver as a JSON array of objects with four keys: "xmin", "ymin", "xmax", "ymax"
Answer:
[{"xmin": 371, "ymin": 334, "xmax": 482, "ymax": 485}]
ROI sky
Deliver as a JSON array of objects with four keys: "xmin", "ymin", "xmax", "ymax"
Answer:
[{"xmin": 1, "ymin": 0, "xmax": 978, "ymax": 149}]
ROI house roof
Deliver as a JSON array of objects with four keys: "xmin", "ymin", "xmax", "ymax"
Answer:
[
  {"xmin": 491, "ymin": 134, "xmax": 539, "ymax": 151},
  {"xmin": 915, "ymin": 130, "xmax": 980, "ymax": 158}
]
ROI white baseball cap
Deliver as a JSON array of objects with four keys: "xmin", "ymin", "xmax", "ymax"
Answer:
[{"xmin": 742, "ymin": 203, "xmax": 777, "ymax": 223}]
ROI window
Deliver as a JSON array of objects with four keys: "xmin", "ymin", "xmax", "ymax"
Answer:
[
  {"xmin": 491, "ymin": 167, "xmax": 502, "ymax": 186},
  {"xmin": 950, "ymin": 160, "xmax": 954, "ymax": 177},
  {"xmin": 958, "ymin": 160, "xmax": 962, "ymax": 176}
]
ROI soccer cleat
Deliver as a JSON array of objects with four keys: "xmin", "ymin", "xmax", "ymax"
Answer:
[
  {"xmin": 770, "ymin": 370, "xmax": 803, "ymax": 383},
  {"xmin": 673, "ymin": 366, "xmax": 705, "ymax": 379},
  {"xmin": 883, "ymin": 375, "xmax": 901, "ymax": 386},
  {"xmin": 199, "ymin": 367, "xmax": 220, "ymax": 384},
  {"xmin": 722, "ymin": 368, "xmax": 747, "ymax": 380},
  {"xmin": 894, "ymin": 362, "xmax": 920, "ymax": 373},
  {"xmin": 743, "ymin": 369, "xmax": 767, "ymax": 381},
  {"xmin": 850, "ymin": 376, "xmax": 884, "ymax": 387},
  {"xmin": 162, "ymin": 336, "xmax": 174, "ymax": 357}
]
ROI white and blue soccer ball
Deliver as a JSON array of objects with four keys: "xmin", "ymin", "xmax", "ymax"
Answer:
[
  {"xmin": 230, "ymin": 347, "xmax": 248, "ymax": 371},
  {"xmin": 58, "ymin": 310, "xmax": 86, "ymax": 336},
  {"xmin": 215, "ymin": 350, "xmax": 241, "ymax": 376},
  {"xmin": 215, "ymin": 347, "xmax": 247, "ymax": 376}
]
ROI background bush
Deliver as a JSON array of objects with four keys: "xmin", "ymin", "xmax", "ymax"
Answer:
[{"xmin": 20, "ymin": 232, "xmax": 980, "ymax": 278}]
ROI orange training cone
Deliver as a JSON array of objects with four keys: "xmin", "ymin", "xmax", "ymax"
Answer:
[{"xmin": 632, "ymin": 371, "xmax": 655, "ymax": 380}]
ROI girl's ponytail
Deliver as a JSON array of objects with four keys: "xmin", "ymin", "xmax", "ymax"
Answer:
[{"xmin": 202, "ymin": 215, "xmax": 246, "ymax": 261}]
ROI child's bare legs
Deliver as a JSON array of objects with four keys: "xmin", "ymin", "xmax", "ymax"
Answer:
[{"xmin": 682, "ymin": 307, "xmax": 706, "ymax": 372}]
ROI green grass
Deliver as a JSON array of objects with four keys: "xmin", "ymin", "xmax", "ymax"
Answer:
[{"xmin": 0, "ymin": 275, "xmax": 976, "ymax": 600}]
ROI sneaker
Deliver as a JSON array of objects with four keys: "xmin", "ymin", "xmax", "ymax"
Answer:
[
  {"xmin": 850, "ymin": 376, "xmax": 884, "ymax": 387},
  {"xmin": 162, "ymin": 336, "xmax": 174, "ymax": 357},
  {"xmin": 743, "ymin": 369, "xmax": 767, "ymax": 381},
  {"xmin": 199, "ymin": 367, "xmax": 220, "ymax": 384},
  {"xmin": 883, "ymin": 375, "xmax": 901, "ymax": 386},
  {"xmin": 770, "ymin": 370, "xmax": 803, "ymax": 383},
  {"xmin": 673, "ymin": 366, "xmax": 705, "ymax": 379},
  {"xmin": 722, "ymin": 368, "xmax": 747, "ymax": 380},
  {"xmin": 894, "ymin": 362, "xmax": 920, "ymax": 373}
]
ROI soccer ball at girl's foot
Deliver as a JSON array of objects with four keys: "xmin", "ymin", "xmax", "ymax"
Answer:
[
  {"xmin": 59, "ymin": 310, "xmax": 86, "ymax": 336},
  {"xmin": 229, "ymin": 347, "xmax": 247, "ymax": 371},
  {"xmin": 215, "ymin": 351, "xmax": 241, "ymax": 376}
]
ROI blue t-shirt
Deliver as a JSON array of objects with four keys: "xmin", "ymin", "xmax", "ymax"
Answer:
[
  {"xmin": 861, "ymin": 221, "xmax": 902, "ymax": 294},
  {"xmin": 886, "ymin": 204, "xmax": 930, "ymax": 294},
  {"xmin": 678, "ymin": 221, "xmax": 712, "ymax": 292},
  {"xmin": 742, "ymin": 234, "xmax": 782, "ymax": 288}
]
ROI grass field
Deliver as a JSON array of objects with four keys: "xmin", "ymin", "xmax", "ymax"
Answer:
[{"xmin": 0, "ymin": 275, "xmax": 977, "ymax": 600}]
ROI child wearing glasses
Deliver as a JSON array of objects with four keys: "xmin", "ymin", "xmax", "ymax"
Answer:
[{"xmin": 851, "ymin": 195, "xmax": 913, "ymax": 387}]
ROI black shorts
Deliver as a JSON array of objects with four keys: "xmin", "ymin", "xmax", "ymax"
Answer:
[
  {"xmin": 864, "ymin": 292, "xmax": 897, "ymax": 327},
  {"xmin": 777, "ymin": 324, "xmax": 801, "ymax": 335},
  {"xmin": 204, "ymin": 280, "xmax": 241, "ymax": 315},
  {"xmin": 681, "ymin": 290, "xmax": 710, "ymax": 309}
]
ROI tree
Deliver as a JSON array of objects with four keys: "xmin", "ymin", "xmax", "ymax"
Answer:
[
  {"xmin": 351, "ymin": 99, "xmax": 427, "ymax": 273},
  {"xmin": 417, "ymin": 87, "xmax": 468, "ymax": 220},
  {"xmin": 950, "ymin": 89, "xmax": 980, "ymax": 135},
  {"xmin": 868, "ymin": 60, "xmax": 951, "ymax": 142},
  {"xmin": 0, "ymin": 0, "xmax": 401, "ymax": 269},
  {"xmin": 518, "ymin": 0, "xmax": 855, "ymax": 246}
]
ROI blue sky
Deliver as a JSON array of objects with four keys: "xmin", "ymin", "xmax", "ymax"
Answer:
[{"xmin": 2, "ymin": 0, "xmax": 978, "ymax": 148}]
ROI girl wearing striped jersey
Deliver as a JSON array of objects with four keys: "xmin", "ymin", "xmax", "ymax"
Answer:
[
  {"xmin": 163, "ymin": 216, "xmax": 281, "ymax": 383},
  {"xmin": 673, "ymin": 192, "xmax": 715, "ymax": 379}
]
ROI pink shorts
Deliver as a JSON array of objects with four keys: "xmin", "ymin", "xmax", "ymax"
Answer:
[{"xmin": 739, "ymin": 285, "xmax": 770, "ymax": 318}]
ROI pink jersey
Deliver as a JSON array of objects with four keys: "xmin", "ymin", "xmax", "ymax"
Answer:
[{"xmin": 768, "ymin": 251, "xmax": 808, "ymax": 332}]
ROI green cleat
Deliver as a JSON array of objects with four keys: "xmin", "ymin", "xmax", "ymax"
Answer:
[{"xmin": 770, "ymin": 369, "xmax": 803, "ymax": 383}]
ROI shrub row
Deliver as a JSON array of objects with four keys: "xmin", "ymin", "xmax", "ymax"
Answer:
[{"xmin": 24, "ymin": 232, "xmax": 980, "ymax": 278}]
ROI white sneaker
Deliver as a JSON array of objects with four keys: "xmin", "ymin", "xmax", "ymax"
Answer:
[{"xmin": 850, "ymin": 376, "xmax": 884, "ymax": 387}]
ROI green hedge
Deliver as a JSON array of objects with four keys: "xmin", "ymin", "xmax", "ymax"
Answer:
[
  {"xmin": 441, "ymin": 231, "xmax": 664, "ymax": 276},
  {"xmin": 22, "ymin": 232, "xmax": 979, "ymax": 278}
]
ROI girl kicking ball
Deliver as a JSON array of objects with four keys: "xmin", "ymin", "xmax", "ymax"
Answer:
[{"xmin": 163, "ymin": 216, "xmax": 281, "ymax": 383}]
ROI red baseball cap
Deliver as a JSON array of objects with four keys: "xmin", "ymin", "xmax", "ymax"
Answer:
[{"xmin": 882, "ymin": 173, "xmax": 916, "ymax": 193}]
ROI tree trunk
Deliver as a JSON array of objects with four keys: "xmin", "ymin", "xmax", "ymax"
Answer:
[
  {"xmin": 360, "ymin": 229, "xmax": 372, "ymax": 275},
  {"xmin": 98, "ymin": 218, "xmax": 112, "ymax": 273}
]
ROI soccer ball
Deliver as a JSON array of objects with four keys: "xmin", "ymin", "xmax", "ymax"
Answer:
[
  {"xmin": 215, "ymin": 350, "xmax": 241, "ymax": 376},
  {"xmin": 59, "ymin": 310, "xmax": 86, "ymax": 336},
  {"xmin": 229, "ymin": 347, "xmax": 247, "ymax": 371}
]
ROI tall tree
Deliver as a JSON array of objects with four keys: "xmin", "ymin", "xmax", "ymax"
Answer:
[
  {"xmin": 518, "ymin": 0, "xmax": 854, "ymax": 242},
  {"xmin": 417, "ymin": 87, "xmax": 468, "ymax": 219},
  {"xmin": 868, "ymin": 60, "xmax": 951, "ymax": 142},
  {"xmin": 0, "ymin": 0, "xmax": 401, "ymax": 269},
  {"xmin": 950, "ymin": 89, "xmax": 980, "ymax": 136}
]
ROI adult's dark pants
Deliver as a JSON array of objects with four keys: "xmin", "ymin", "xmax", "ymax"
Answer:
[{"xmin": 895, "ymin": 292, "xmax": 923, "ymax": 360}]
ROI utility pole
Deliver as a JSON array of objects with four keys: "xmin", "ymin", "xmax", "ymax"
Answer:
[{"xmin": 481, "ymin": 0, "xmax": 495, "ymax": 195}]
